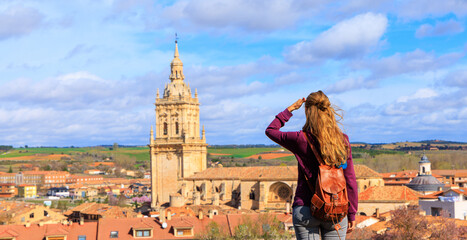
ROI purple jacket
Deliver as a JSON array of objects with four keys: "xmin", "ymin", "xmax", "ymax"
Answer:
[{"xmin": 265, "ymin": 109, "xmax": 358, "ymax": 221}]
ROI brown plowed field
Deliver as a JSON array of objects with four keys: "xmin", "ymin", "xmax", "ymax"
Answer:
[
  {"xmin": 1, "ymin": 154, "xmax": 71, "ymax": 161},
  {"xmin": 247, "ymin": 153, "xmax": 294, "ymax": 160}
]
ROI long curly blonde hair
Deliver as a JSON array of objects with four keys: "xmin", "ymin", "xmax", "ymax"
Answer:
[{"xmin": 302, "ymin": 91, "xmax": 349, "ymax": 166}]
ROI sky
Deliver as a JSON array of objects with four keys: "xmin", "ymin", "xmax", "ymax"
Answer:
[{"xmin": 1, "ymin": 0, "xmax": 467, "ymax": 147}]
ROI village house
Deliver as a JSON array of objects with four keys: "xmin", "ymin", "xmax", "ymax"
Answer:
[
  {"xmin": 358, "ymin": 186, "xmax": 422, "ymax": 216},
  {"xmin": 0, "ymin": 202, "xmax": 66, "ymax": 225},
  {"xmin": 0, "ymin": 183, "xmax": 17, "ymax": 198},
  {"xmin": 0, "ymin": 220, "xmax": 97, "ymax": 240},
  {"xmin": 65, "ymin": 202, "xmax": 139, "ymax": 222},
  {"xmin": 419, "ymin": 187, "xmax": 467, "ymax": 220},
  {"xmin": 0, "ymin": 211, "xmax": 293, "ymax": 240}
]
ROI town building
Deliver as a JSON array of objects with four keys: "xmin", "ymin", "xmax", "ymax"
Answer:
[
  {"xmin": 47, "ymin": 187, "xmax": 70, "ymax": 198},
  {"xmin": 65, "ymin": 202, "xmax": 139, "ymax": 222},
  {"xmin": 70, "ymin": 186, "xmax": 99, "ymax": 200},
  {"xmin": 17, "ymin": 185, "xmax": 37, "ymax": 198},
  {"xmin": 66, "ymin": 175, "xmax": 104, "ymax": 184},
  {"xmin": 353, "ymin": 165, "xmax": 384, "ymax": 193},
  {"xmin": 358, "ymin": 186, "xmax": 422, "ymax": 216},
  {"xmin": 419, "ymin": 187, "xmax": 467, "ymax": 220},
  {"xmin": 432, "ymin": 169, "xmax": 467, "ymax": 187},
  {"xmin": 0, "ymin": 202, "xmax": 67, "ymax": 225},
  {"xmin": 406, "ymin": 154, "xmax": 444, "ymax": 195},
  {"xmin": 0, "ymin": 220, "xmax": 97, "ymax": 240},
  {"xmin": 0, "ymin": 183, "xmax": 17, "ymax": 198},
  {"xmin": 149, "ymin": 40, "xmax": 207, "ymax": 208}
]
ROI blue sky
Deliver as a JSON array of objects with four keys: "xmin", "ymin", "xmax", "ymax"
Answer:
[{"xmin": 1, "ymin": 0, "xmax": 467, "ymax": 147}]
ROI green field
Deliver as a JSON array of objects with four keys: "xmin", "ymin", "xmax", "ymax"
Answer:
[{"xmin": 208, "ymin": 147, "xmax": 281, "ymax": 158}]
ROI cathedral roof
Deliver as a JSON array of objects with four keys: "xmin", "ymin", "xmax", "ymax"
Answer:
[
  {"xmin": 406, "ymin": 175, "xmax": 444, "ymax": 192},
  {"xmin": 185, "ymin": 164, "xmax": 381, "ymax": 181}
]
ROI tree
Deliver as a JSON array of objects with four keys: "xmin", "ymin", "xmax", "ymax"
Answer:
[
  {"xmin": 113, "ymin": 143, "xmax": 119, "ymax": 151},
  {"xmin": 7, "ymin": 166, "xmax": 12, "ymax": 173},
  {"xmin": 197, "ymin": 221, "xmax": 231, "ymax": 240},
  {"xmin": 374, "ymin": 206, "xmax": 428, "ymax": 240}
]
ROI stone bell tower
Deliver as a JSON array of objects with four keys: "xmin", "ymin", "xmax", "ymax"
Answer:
[{"xmin": 149, "ymin": 39, "xmax": 207, "ymax": 208}]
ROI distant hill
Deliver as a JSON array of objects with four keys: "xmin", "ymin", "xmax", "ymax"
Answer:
[{"xmin": 417, "ymin": 140, "xmax": 467, "ymax": 144}]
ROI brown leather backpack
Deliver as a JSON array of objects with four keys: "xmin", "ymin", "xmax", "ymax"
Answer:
[{"xmin": 302, "ymin": 132, "xmax": 349, "ymax": 223}]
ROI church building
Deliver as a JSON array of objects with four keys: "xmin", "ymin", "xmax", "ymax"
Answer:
[{"xmin": 149, "ymin": 40, "xmax": 207, "ymax": 208}]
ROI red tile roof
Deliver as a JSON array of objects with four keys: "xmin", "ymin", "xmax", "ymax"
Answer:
[
  {"xmin": 0, "ymin": 222, "xmax": 98, "ymax": 240},
  {"xmin": 186, "ymin": 164, "xmax": 380, "ymax": 181},
  {"xmin": 358, "ymin": 186, "xmax": 422, "ymax": 203}
]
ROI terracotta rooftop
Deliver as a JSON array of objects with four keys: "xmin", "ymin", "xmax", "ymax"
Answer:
[
  {"xmin": 381, "ymin": 170, "xmax": 442, "ymax": 179},
  {"xmin": 186, "ymin": 164, "xmax": 381, "ymax": 181},
  {"xmin": 432, "ymin": 169, "xmax": 467, "ymax": 176},
  {"xmin": 0, "ymin": 222, "xmax": 98, "ymax": 240},
  {"xmin": 353, "ymin": 165, "xmax": 381, "ymax": 178},
  {"xmin": 358, "ymin": 186, "xmax": 422, "ymax": 203},
  {"xmin": 64, "ymin": 202, "xmax": 138, "ymax": 219}
]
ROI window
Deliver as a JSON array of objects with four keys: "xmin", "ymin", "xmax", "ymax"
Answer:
[
  {"xmin": 78, "ymin": 236, "xmax": 86, "ymax": 240},
  {"xmin": 135, "ymin": 230, "xmax": 151, "ymax": 237},
  {"xmin": 30, "ymin": 213, "xmax": 34, "ymax": 218},
  {"xmin": 163, "ymin": 123, "xmax": 168, "ymax": 135},
  {"xmin": 110, "ymin": 231, "xmax": 118, "ymax": 238},
  {"xmin": 175, "ymin": 122, "xmax": 179, "ymax": 134},
  {"xmin": 176, "ymin": 228, "xmax": 192, "ymax": 236}
]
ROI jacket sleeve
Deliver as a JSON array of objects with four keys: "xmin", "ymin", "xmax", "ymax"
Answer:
[
  {"xmin": 343, "ymin": 134, "xmax": 358, "ymax": 222},
  {"xmin": 265, "ymin": 108, "xmax": 300, "ymax": 152}
]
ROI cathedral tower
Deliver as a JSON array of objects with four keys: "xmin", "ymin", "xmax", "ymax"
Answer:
[{"xmin": 149, "ymin": 40, "xmax": 207, "ymax": 208}]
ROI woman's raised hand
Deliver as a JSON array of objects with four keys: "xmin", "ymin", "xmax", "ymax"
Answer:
[{"xmin": 287, "ymin": 98, "xmax": 306, "ymax": 112}]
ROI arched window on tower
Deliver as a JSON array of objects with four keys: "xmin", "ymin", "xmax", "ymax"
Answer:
[
  {"xmin": 163, "ymin": 122, "xmax": 168, "ymax": 135},
  {"xmin": 422, "ymin": 166, "xmax": 426, "ymax": 174},
  {"xmin": 175, "ymin": 122, "xmax": 179, "ymax": 134}
]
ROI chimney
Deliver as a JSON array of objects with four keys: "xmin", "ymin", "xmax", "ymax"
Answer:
[
  {"xmin": 25, "ymin": 222, "xmax": 31, "ymax": 228},
  {"xmin": 375, "ymin": 208, "xmax": 380, "ymax": 218},
  {"xmin": 208, "ymin": 210, "xmax": 213, "ymax": 219},
  {"xmin": 39, "ymin": 222, "xmax": 44, "ymax": 227},
  {"xmin": 198, "ymin": 210, "xmax": 203, "ymax": 220},
  {"xmin": 79, "ymin": 216, "xmax": 84, "ymax": 225},
  {"xmin": 167, "ymin": 210, "xmax": 172, "ymax": 221},
  {"xmin": 286, "ymin": 202, "xmax": 291, "ymax": 214},
  {"xmin": 159, "ymin": 209, "xmax": 166, "ymax": 223}
]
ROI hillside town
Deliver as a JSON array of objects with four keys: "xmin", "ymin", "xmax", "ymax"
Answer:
[{"xmin": 0, "ymin": 41, "xmax": 466, "ymax": 240}]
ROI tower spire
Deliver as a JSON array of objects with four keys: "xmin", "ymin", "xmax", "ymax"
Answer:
[
  {"xmin": 174, "ymin": 33, "xmax": 179, "ymax": 58},
  {"xmin": 169, "ymin": 33, "xmax": 184, "ymax": 82}
]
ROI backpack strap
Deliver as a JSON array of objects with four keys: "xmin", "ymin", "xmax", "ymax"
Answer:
[{"xmin": 302, "ymin": 132, "xmax": 326, "ymax": 166}]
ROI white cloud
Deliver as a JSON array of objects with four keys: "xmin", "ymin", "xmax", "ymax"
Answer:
[
  {"xmin": 396, "ymin": 88, "xmax": 438, "ymax": 103},
  {"xmin": 352, "ymin": 49, "xmax": 463, "ymax": 80},
  {"xmin": 284, "ymin": 12, "xmax": 388, "ymax": 64},
  {"xmin": 0, "ymin": 5, "xmax": 44, "ymax": 40},
  {"xmin": 443, "ymin": 69, "xmax": 467, "ymax": 88},
  {"xmin": 325, "ymin": 77, "xmax": 374, "ymax": 94},
  {"xmin": 397, "ymin": 0, "xmax": 467, "ymax": 20},
  {"xmin": 415, "ymin": 19, "xmax": 464, "ymax": 38},
  {"xmin": 158, "ymin": 0, "xmax": 321, "ymax": 32}
]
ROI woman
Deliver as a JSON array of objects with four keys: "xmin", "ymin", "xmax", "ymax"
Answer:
[{"xmin": 265, "ymin": 91, "xmax": 357, "ymax": 240}]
